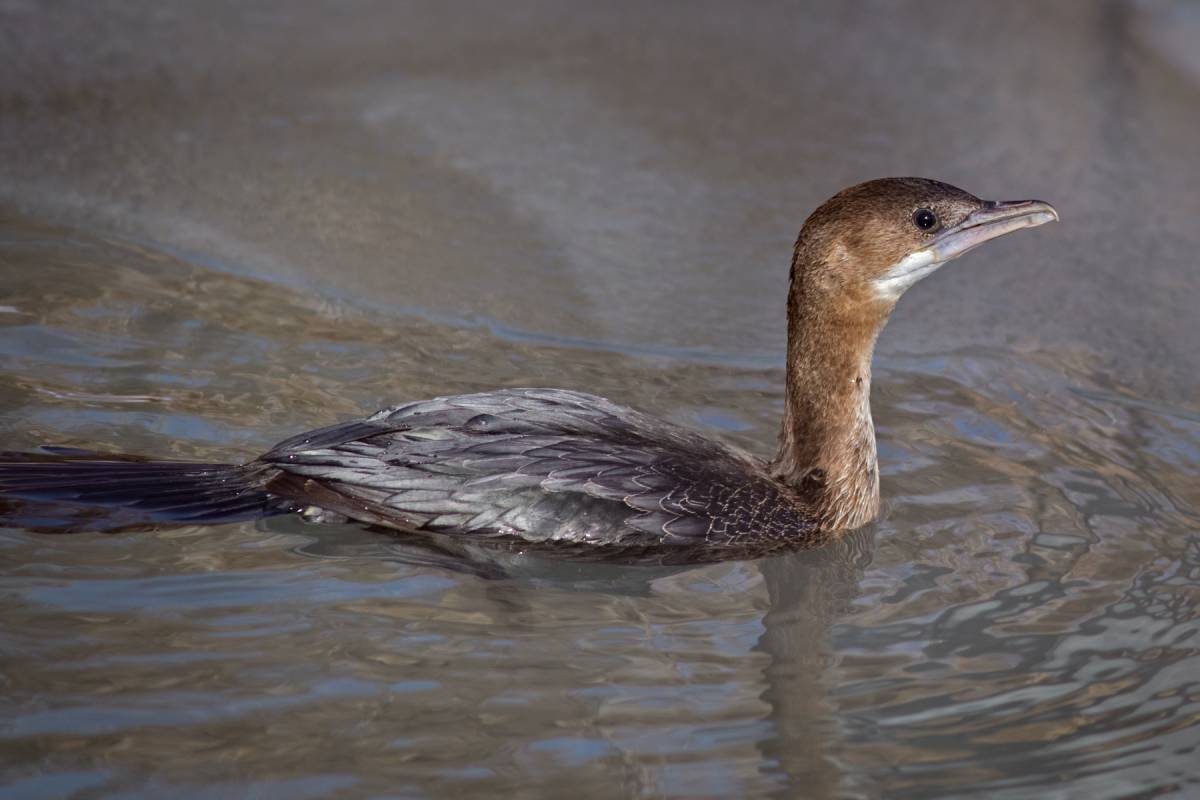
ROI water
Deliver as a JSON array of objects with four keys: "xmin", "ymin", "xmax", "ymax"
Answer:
[{"xmin": 2, "ymin": 2, "xmax": 1199, "ymax": 797}]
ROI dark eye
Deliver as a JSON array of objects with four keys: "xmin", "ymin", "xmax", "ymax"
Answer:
[{"xmin": 913, "ymin": 208, "xmax": 938, "ymax": 231}]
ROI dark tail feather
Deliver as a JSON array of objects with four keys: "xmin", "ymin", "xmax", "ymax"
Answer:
[{"xmin": 0, "ymin": 450, "xmax": 277, "ymax": 533}]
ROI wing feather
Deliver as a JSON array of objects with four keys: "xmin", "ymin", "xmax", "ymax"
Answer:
[{"xmin": 261, "ymin": 389, "xmax": 816, "ymax": 546}]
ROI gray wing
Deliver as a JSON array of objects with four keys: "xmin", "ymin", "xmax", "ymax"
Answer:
[{"xmin": 260, "ymin": 388, "xmax": 816, "ymax": 547}]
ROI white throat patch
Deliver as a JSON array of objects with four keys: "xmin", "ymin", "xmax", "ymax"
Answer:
[{"xmin": 872, "ymin": 250, "xmax": 943, "ymax": 301}]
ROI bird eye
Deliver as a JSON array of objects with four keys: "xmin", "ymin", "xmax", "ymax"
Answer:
[{"xmin": 913, "ymin": 208, "xmax": 938, "ymax": 231}]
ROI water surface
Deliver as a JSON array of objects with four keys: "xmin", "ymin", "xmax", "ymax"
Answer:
[{"xmin": 1, "ymin": 2, "xmax": 1199, "ymax": 798}]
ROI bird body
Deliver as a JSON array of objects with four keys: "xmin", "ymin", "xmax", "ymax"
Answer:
[{"xmin": 0, "ymin": 178, "xmax": 1058, "ymax": 553}]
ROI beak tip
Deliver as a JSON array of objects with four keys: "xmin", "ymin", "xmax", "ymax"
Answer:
[{"xmin": 1015, "ymin": 200, "xmax": 1059, "ymax": 228}]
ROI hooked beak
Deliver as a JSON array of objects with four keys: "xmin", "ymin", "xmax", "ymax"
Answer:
[{"xmin": 925, "ymin": 199, "xmax": 1059, "ymax": 262}]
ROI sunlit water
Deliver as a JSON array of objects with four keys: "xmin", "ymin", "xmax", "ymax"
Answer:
[
  {"xmin": 2, "ymin": 2, "xmax": 1200, "ymax": 798},
  {"xmin": 1, "ymin": 216, "xmax": 1197, "ymax": 798}
]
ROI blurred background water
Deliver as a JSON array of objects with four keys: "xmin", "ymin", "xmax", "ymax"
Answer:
[{"xmin": 1, "ymin": 1, "xmax": 1198, "ymax": 797}]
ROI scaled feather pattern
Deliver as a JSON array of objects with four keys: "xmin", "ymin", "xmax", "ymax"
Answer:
[{"xmin": 260, "ymin": 389, "xmax": 817, "ymax": 546}]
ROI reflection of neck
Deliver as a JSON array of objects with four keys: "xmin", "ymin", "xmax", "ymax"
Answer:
[
  {"xmin": 770, "ymin": 269, "xmax": 886, "ymax": 531},
  {"xmin": 755, "ymin": 527, "xmax": 875, "ymax": 796}
]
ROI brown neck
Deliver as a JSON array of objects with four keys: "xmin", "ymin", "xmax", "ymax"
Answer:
[{"xmin": 770, "ymin": 258, "xmax": 889, "ymax": 530}]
